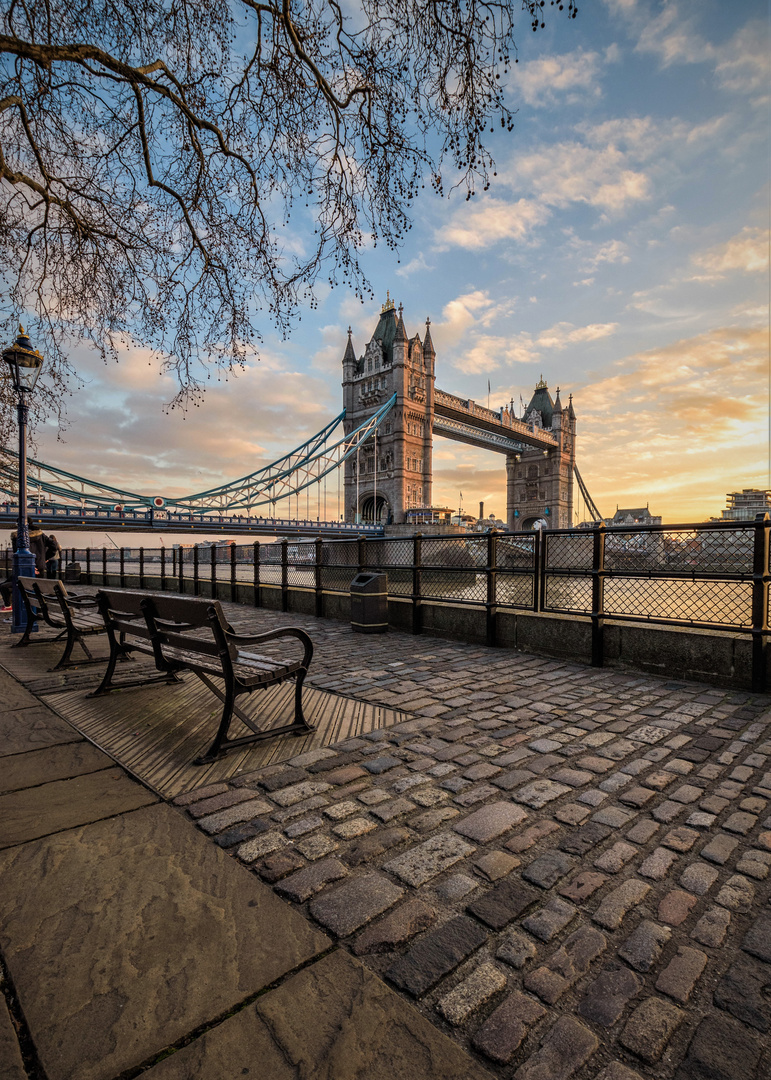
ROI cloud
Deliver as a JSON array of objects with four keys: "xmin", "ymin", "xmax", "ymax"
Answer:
[
  {"xmin": 716, "ymin": 21, "xmax": 771, "ymax": 94},
  {"xmin": 396, "ymin": 252, "xmax": 433, "ymax": 278},
  {"xmin": 512, "ymin": 142, "xmax": 650, "ymax": 215},
  {"xmin": 437, "ymin": 198, "xmax": 550, "ymax": 251},
  {"xmin": 535, "ymin": 322, "xmax": 619, "ymax": 349},
  {"xmin": 573, "ymin": 325, "xmax": 767, "ymax": 521},
  {"xmin": 690, "ymin": 226, "xmax": 769, "ymax": 281},
  {"xmin": 634, "ymin": 3, "xmax": 716, "ymax": 68},
  {"xmin": 510, "ymin": 50, "xmax": 603, "ymax": 108}
]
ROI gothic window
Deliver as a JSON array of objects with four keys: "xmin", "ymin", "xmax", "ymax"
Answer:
[
  {"xmin": 385, "ymin": 422, "xmax": 391, "ymax": 435},
  {"xmin": 367, "ymin": 360, "xmax": 372, "ymax": 372},
  {"xmin": 528, "ymin": 465, "xmax": 539, "ymax": 480}
]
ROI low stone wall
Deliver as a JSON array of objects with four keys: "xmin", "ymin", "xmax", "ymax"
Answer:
[{"xmin": 81, "ymin": 572, "xmax": 766, "ymax": 692}]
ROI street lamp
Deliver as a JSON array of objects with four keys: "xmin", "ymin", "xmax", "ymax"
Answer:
[{"xmin": 3, "ymin": 326, "xmax": 44, "ymax": 633}]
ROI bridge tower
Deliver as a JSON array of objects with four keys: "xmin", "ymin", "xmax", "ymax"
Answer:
[
  {"xmin": 342, "ymin": 296, "xmax": 435, "ymax": 523},
  {"xmin": 506, "ymin": 379, "xmax": 576, "ymax": 531}
]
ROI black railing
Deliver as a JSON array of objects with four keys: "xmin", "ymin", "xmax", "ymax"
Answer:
[{"xmin": 3, "ymin": 518, "xmax": 768, "ymax": 689}]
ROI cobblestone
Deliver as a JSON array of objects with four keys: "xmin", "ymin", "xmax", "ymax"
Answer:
[
  {"xmin": 385, "ymin": 915, "xmax": 487, "ymax": 998},
  {"xmin": 655, "ymin": 945, "xmax": 708, "ymax": 1002},
  {"xmin": 437, "ymin": 961, "xmax": 508, "ymax": 1026},
  {"xmin": 715, "ymin": 873, "xmax": 755, "ymax": 912},
  {"xmin": 468, "ymin": 876, "xmax": 540, "ymax": 931},
  {"xmin": 309, "ymin": 871, "xmax": 403, "ymax": 937},
  {"xmin": 496, "ymin": 929, "xmax": 537, "ymax": 969},
  {"xmin": 524, "ymin": 925, "xmax": 607, "ymax": 1004},
  {"xmin": 513, "ymin": 1015, "xmax": 598, "ymax": 1080},
  {"xmin": 521, "ymin": 897, "xmax": 577, "ymax": 942},
  {"xmin": 384, "ymin": 832, "xmax": 475, "ymax": 887},
  {"xmin": 713, "ymin": 958, "xmax": 771, "ymax": 1032},
  {"xmin": 452, "ymin": 801, "xmax": 527, "ymax": 843},
  {"xmin": 593, "ymin": 878, "xmax": 651, "ymax": 930},
  {"xmin": 691, "ymin": 905, "xmax": 731, "ymax": 947},
  {"xmin": 472, "ymin": 989, "xmax": 546, "ymax": 1063},
  {"xmin": 620, "ymin": 997, "xmax": 685, "ymax": 1062},
  {"xmin": 658, "ymin": 888, "xmax": 698, "ymax": 925},
  {"xmin": 577, "ymin": 967, "xmax": 643, "ymax": 1026},
  {"xmin": 618, "ymin": 919, "xmax": 672, "ymax": 972}
]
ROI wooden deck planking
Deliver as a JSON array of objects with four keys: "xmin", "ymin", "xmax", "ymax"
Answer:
[{"xmin": 1, "ymin": 632, "xmax": 408, "ymax": 798}]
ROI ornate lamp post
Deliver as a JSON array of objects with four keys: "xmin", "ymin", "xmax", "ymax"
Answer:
[{"xmin": 3, "ymin": 326, "xmax": 44, "ymax": 633}]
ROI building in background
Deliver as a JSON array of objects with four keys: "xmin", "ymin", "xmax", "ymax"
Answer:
[{"xmin": 719, "ymin": 490, "xmax": 771, "ymax": 521}]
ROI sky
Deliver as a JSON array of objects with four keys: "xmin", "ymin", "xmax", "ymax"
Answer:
[{"xmin": 24, "ymin": 0, "xmax": 771, "ymax": 528}]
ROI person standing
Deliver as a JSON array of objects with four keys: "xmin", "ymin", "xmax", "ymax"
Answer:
[
  {"xmin": 12, "ymin": 518, "xmax": 50, "ymax": 577},
  {"xmin": 46, "ymin": 533, "xmax": 62, "ymax": 578}
]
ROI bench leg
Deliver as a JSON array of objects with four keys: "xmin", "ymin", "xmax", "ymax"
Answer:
[
  {"xmin": 194, "ymin": 684, "xmax": 237, "ymax": 765},
  {"xmin": 192, "ymin": 670, "xmax": 316, "ymax": 766}
]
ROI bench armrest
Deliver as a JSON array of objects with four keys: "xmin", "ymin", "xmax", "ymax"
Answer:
[
  {"xmin": 224, "ymin": 626, "xmax": 313, "ymax": 668},
  {"xmin": 67, "ymin": 596, "xmax": 99, "ymax": 609}
]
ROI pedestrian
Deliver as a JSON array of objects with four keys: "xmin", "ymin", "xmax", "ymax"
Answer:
[
  {"xmin": 11, "ymin": 518, "xmax": 50, "ymax": 577},
  {"xmin": 46, "ymin": 533, "xmax": 62, "ymax": 578}
]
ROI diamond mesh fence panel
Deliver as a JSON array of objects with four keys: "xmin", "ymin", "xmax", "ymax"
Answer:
[
  {"xmin": 496, "ymin": 574, "xmax": 534, "ymax": 608},
  {"xmin": 658, "ymin": 528, "xmax": 753, "ymax": 575},
  {"xmin": 421, "ymin": 568, "xmax": 485, "ymax": 603},
  {"xmin": 319, "ymin": 539, "xmax": 358, "ymax": 594},
  {"xmin": 363, "ymin": 538, "xmax": 413, "ymax": 568},
  {"xmin": 286, "ymin": 541, "xmax": 316, "ymax": 587},
  {"xmin": 497, "ymin": 534, "xmax": 536, "ymax": 569},
  {"xmin": 546, "ymin": 531, "xmax": 593, "ymax": 570},
  {"xmin": 544, "ymin": 575, "xmax": 593, "ymax": 613},
  {"xmin": 604, "ymin": 577, "xmax": 752, "ymax": 627},
  {"xmin": 422, "ymin": 536, "xmax": 484, "ymax": 568}
]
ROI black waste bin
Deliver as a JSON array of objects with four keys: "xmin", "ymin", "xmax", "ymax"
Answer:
[
  {"xmin": 63, "ymin": 561, "xmax": 81, "ymax": 584},
  {"xmin": 350, "ymin": 571, "xmax": 388, "ymax": 634}
]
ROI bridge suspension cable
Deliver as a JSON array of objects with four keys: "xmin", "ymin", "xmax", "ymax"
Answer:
[
  {"xmin": 0, "ymin": 395, "xmax": 397, "ymax": 516},
  {"xmin": 574, "ymin": 464, "xmax": 602, "ymax": 522}
]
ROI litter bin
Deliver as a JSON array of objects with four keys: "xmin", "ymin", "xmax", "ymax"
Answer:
[
  {"xmin": 350, "ymin": 571, "xmax": 388, "ymax": 634},
  {"xmin": 63, "ymin": 561, "xmax": 82, "ymax": 584}
]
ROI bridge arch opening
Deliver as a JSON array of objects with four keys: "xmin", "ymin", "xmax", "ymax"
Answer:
[{"xmin": 360, "ymin": 494, "xmax": 389, "ymax": 524}]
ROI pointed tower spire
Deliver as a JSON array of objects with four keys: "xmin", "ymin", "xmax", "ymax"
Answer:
[
  {"xmin": 568, "ymin": 393, "xmax": 576, "ymax": 420},
  {"xmin": 423, "ymin": 317, "xmax": 435, "ymax": 358},
  {"xmin": 553, "ymin": 385, "xmax": 562, "ymax": 411},
  {"xmin": 395, "ymin": 302, "xmax": 407, "ymax": 344},
  {"xmin": 343, "ymin": 326, "xmax": 356, "ymax": 364}
]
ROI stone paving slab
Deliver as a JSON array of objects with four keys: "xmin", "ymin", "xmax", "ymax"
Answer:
[
  {"xmin": 0, "ymin": 740, "xmax": 114, "ymax": 794},
  {"xmin": 0, "ymin": 766, "xmax": 158, "ymax": 848},
  {"xmin": 0, "ymin": 802, "xmax": 329, "ymax": 1080},
  {"xmin": 0, "ymin": 702, "xmax": 82, "ymax": 756},
  {"xmin": 0, "ymin": 992, "xmax": 26, "ymax": 1080},
  {"xmin": 0, "ymin": 667, "xmax": 50, "ymax": 711},
  {"xmin": 142, "ymin": 951, "xmax": 493, "ymax": 1080}
]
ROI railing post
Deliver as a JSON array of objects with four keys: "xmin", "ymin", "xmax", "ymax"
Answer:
[
  {"xmin": 102, "ymin": 547, "xmax": 107, "ymax": 585},
  {"xmin": 486, "ymin": 531, "xmax": 498, "ymax": 647},
  {"xmin": 315, "ymin": 536, "xmax": 323, "ymax": 617},
  {"xmin": 230, "ymin": 543, "xmax": 237, "ymax": 602},
  {"xmin": 160, "ymin": 546, "xmax": 166, "ymax": 591},
  {"xmin": 193, "ymin": 544, "xmax": 199, "ymax": 596},
  {"xmin": 281, "ymin": 538, "xmax": 288, "ymax": 612},
  {"xmin": 412, "ymin": 533, "xmax": 422, "ymax": 635},
  {"xmin": 751, "ymin": 515, "xmax": 769, "ymax": 692},
  {"xmin": 120, "ymin": 548, "xmax": 125, "ymax": 588},
  {"xmin": 357, "ymin": 535, "xmax": 366, "ymax": 574},
  {"xmin": 178, "ymin": 545, "xmax": 184, "ymax": 594},
  {"xmin": 591, "ymin": 524, "xmax": 606, "ymax": 667},
  {"xmin": 171, "ymin": 548, "xmax": 176, "ymax": 579},
  {"xmin": 534, "ymin": 529, "xmax": 543, "ymax": 612},
  {"xmin": 86, "ymin": 547, "xmax": 92, "ymax": 586},
  {"xmin": 210, "ymin": 543, "xmax": 217, "ymax": 600},
  {"xmin": 253, "ymin": 541, "xmax": 261, "ymax": 607},
  {"xmin": 139, "ymin": 546, "xmax": 144, "ymax": 589}
]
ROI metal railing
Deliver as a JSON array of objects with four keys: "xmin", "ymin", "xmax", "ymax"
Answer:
[{"xmin": 4, "ymin": 518, "xmax": 768, "ymax": 690}]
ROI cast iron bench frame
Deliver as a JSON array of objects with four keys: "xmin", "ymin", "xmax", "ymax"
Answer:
[
  {"xmin": 16, "ymin": 577, "xmax": 105, "ymax": 669},
  {"xmin": 94, "ymin": 589, "xmax": 315, "ymax": 764}
]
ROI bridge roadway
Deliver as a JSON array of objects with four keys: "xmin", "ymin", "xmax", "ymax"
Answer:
[{"xmin": 0, "ymin": 507, "xmax": 383, "ymax": 538}]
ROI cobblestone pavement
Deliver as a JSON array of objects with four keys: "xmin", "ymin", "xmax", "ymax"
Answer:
[{"xmin": 175, "ymin": 605, "xmax": 771, "ymax": 1080}]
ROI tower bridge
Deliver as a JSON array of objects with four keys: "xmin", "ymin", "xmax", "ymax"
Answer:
[
  {"xmin": 1, "ymin": 297, "xmax": 587, "ymax": 533},
  {"xmin": 342, "ymin": 297, "xmax": 576, "ymax": 529}
]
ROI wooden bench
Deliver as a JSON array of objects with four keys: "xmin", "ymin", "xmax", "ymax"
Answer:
[
  {"xmin": 95, "ymin": 590, "xmax": 315, "ymax": 764},
  {"xmin": 89, "ymin": 588, "xmax": 184, "ymax": 697},
  {"xmin": 16, "ymin": 577, "xmax": 106, "ymax": 669}
]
